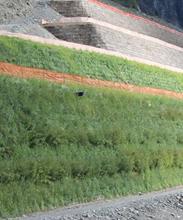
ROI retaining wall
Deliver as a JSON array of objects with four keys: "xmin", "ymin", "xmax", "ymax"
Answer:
[
  {"xmin": 45, "ymin": 23, "xmax": 105, "ymax": 47},
  {"xmin": 49, "ymin": 0, "xmax": 183, "ymax": 48}
]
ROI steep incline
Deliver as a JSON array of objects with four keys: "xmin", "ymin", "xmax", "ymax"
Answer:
[
  {"xmin": 1, "ymin": 31, "xmax": 183, "ymax": 74},
  {"xmin": 1, "ymin": 61, "xmax": 183, "ymax": 99},
  {"xmin": 1, "ymin": 2, "xmax": 183, "ymax": 218},
  {"xmin": 1, "ymin": 0, "xmax": 183, "ymax": 71},
  {"xmin": 45, "ymin": 0, "xmax": 183, "ymax": 70},
  {"xmin": 44, "ymin": 17, "xmax": 183, "ymax": 70}
]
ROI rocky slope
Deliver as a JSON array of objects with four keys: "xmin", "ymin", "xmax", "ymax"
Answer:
[
  {"xmin": 139, "ymin": 0, "xmax": 183, "ymax": 28},
  {"xmin": 0, "ymin": 0, "xmax": 34, "ymax": 24},
  {"xmin": 0, "ymin": 0, "xmax": 62, "ymax": 38}
]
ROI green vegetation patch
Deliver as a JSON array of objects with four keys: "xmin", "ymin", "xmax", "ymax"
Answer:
[
  {"xmin": 0, "ymin": 36, "xmax": 183, "ymax": 92},
  {"xmin": 0, "ymin": 75, "xmax": 183, "ymax": 217}
]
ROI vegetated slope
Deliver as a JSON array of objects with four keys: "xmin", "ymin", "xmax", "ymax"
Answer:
[
  {"xmin": 1, "ymin": 75, "xmax": 183, "ymax": 217},
  {"xmin": 1, "ymin": 36, "xmax": 183, "ymax": 93},
  {"xmin": 1, "ymin": 61, "xmax": 183, "ymax": 100}
]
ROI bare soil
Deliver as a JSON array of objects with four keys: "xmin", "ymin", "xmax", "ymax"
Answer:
[{"xmin": 1, "ymin": 61, "xmax": 183, "ymax": 99}]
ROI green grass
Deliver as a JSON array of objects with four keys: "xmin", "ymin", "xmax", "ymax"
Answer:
[
  {"xmin": 1, "ymin": 36, "xmax": 183, "ymax": 92},
  {"xmin": 0, "ymin": 75, "xmax": 183, "ymax": 217},
  {"xmin": 2, "ymin": 169, "xmax": 183, "ymax": 217}
]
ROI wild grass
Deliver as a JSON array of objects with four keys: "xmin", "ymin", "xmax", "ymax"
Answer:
[
  {"xmin": 0, "ymin": 36, "xmax": 183, "ymax": 92},
  {"xmin": 0, "ymin": 75, "xmax": 183, "ymax": 217},
  {"xmin": 0, "ymin": 75, "xmax": 183, "ymax": 149},
  {"xmin": 1, "ymin": 168, "xmax": 183, "ymax": 217}
]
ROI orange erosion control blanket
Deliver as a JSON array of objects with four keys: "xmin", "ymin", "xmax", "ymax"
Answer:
[{"xmin": 0, "ymin": 61, "xmax": 183, "ymax": 100}]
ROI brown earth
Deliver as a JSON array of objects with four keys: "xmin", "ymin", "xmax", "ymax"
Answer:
[{"xmin": 0, "ymin": 61, "xmax": 183, "ymax": 100}]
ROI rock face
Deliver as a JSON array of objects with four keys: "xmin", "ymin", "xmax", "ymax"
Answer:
[{"xmin": 139, "ymin": 0, "xmax": 183, "ymax": 28}]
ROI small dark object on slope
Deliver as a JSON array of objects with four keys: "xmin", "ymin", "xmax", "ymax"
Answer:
[{"xmin": 75, "ymin": 91, "xmax": 85, "ymax": 96}]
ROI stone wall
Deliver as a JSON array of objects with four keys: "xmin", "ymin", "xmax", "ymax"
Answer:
[{"xmin": 45, "ymin": 23, "xmax": 105, "ymax": 47}]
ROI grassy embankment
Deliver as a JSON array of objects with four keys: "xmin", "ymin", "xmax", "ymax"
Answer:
[
  {"xmin": 0, "ymin": 75, "xmax": 183, "ymax": 217},
  {"xmin": 0, "ymin": 36, "xmax": 183, "ymax": 92},
  {"xmin": 1, "ymin": 36, "xmax": 183, "ymax": 217}
]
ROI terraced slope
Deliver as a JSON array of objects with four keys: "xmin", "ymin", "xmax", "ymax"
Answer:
[
  {"xmin": 1, "ymin": 36, "xmax": 183, "ymax": 92},
  {"xmin": 44, "ymin": 17, "xmax": 183, "ymax": 70},
  {"xmin": 0, "ymin": 1, "xmax": 183, "ymax": 218},
  {"xmin": 49, "ymin": 0, "xmax": 183, "ymax": 47},
  {"xmin": 44, "ymin": 0, "xmax": 183, "ymax": 70},
  {"xmin": 1, "ymin": 0, "xmax": 183, "ymax": 71}
]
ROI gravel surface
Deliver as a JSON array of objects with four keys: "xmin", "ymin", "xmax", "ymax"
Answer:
[
  {"xmin": 14, "ymin": 187, "xmax": 183, "ymax": 220},
  {"xmin": 0, "ymin": 0, "xmax": 62, "ymax": 38},
  {"xmin": 0, "ymin": 0, "xmax": 34, "ymax": 24}
]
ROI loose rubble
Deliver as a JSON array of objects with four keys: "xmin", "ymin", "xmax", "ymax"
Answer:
[
  {"xmin": 0, "ymin": 0, "xmax": 34, "ymax": 24},
  {"xmin": 0, "ymin": 0, "xmax": 61, "ymax": 38}
]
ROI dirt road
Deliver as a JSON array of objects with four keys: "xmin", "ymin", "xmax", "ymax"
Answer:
[{"xmin": 15, "ymin": 186, "xmax": 183, "ymax": 220}]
